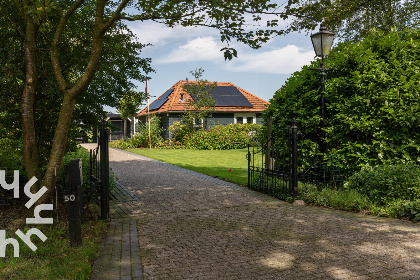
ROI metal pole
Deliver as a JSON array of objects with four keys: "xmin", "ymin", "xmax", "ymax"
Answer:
[
  {"xmin": 146, "ymin": 74, "xmax": 151, "ymax": 149},
  {"xmin": 320, "ymin": 60, "xmax": 326, "ymax": 155},
  {"xmin": 265, "ymin": 118, "xmax": 272, "ymax": 170},
  {"xmin": 290, "ymin": 119, "xmax": 298, "ymax": 196}
]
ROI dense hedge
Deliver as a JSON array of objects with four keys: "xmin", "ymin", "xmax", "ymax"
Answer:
[
  {"xmin": 185, "ymin": 123, "xmax": 261, "ymax": 150},
  {"xmin": 264, "ymin": 29, "xmax": 420, "ymax": 170}
]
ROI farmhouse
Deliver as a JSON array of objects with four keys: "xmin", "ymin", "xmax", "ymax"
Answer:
[{"xmin": 137, "ymin": 80, "xmax": 269, "ymax": 139}]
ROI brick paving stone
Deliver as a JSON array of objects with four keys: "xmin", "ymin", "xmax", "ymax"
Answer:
[{"xmin": 84, "ymin": 144, "xmax": 420, "ymax": 280}]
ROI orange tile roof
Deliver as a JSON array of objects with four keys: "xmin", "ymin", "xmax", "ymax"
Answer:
[{"xmin": 138, "ymin": 80, "xmax": 270, "ymax": 116}]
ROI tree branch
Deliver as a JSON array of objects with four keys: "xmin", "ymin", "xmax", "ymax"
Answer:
[{"xmin": 51, "ymin": 0, "xmax": 85, "ymax": 92}]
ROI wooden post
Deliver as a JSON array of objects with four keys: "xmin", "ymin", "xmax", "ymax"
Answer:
[{"xmin": 65, "ymin": 159, "xmax": 83, "ymax": 247}]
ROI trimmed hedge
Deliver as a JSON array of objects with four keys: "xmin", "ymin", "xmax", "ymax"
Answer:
[{"xmin": 185, "ymin": 123, "xmax": 261, "ymax": 150}]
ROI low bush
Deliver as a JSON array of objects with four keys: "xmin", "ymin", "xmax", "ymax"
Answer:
[
  {"xmin": 168, "ymin": 121, "xmax": 192, "ymax": 144},
  {"xmin": 345, "ymin": 164, "xmax": 420, "ymax": 206},
  {"xmin": 387, "ymin": 200, "xmax": 420, "ymax": 222},
  {"xmin": 298, "ymin": 184, "xmax": 373, "ymax": 212}
]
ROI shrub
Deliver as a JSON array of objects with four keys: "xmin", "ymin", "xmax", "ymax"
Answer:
[
  {"xmin": 184, "ymin": 123, "xmax": 262, "ymax": 150},
  {"xmin": 387, "ymin": 200, "xmax": 420, "ymax": 222},
  {"xmin": 299, "ymin": 184, "xmax": 372, "ymax": 212},
  {"xmin": 168, "ymin": 120, "xmax": 192, "ymax": 144},
  {"xmin": 264, "ymin": 29, "xmax": 420, "ymax": 171},
  {"xmin": 345, "ymin": 164, "xmax": 420, "ymax": 205},
  {"xmin": 0, "ymin": 138, "xmax": 24, "ymax": 176},
  {"xmin": 58, "ymin": 147, "xmax": 116, "ymax": 197},
  {"xmin": 109, "ymin": 115, "xmax": 164, "ymax": 149}
]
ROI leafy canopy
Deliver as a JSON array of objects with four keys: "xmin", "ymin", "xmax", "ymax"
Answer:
[{"xmin": 282, "ymin": 0, "xmax": 420, "ymax": 42}]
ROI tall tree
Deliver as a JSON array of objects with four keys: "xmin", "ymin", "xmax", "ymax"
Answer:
[
  {"xmin": 117, "ymin": 90, "xmax": 144, "ymax": 138},
  {"xmin": 182, "ymin": 68, "xmax": 217, "ymax": 130},
  {"xmin": 4, "ymin": 0, "xmax": 300, "ymax": 202},
  {"xmin": 282, "ymin": 0, "xmax": 420, "ymax": 41}
]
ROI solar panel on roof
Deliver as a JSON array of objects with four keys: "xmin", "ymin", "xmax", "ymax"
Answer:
[
  {"xmin": 188, "ymin": 86, "xmax": 252, "ymax": 107},
  {"xmin": 161, "ymin": 89, "xmax": 174, "ymax": 99},
  {"xmin": 148, "ymin": 98, "xmax": 168, "ymax": 110},
  {"xmin": 147, "ymin": 89, "xmax": 174, "ymax": 111}
]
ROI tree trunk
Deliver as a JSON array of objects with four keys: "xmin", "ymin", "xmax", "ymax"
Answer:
[
  {"xmin": 40, "ymin": 93, "xmax": 77, "ymax": 204},
  {"xmin": 22, "ymin": 19, "xmax": 42, "ymax": 189}
]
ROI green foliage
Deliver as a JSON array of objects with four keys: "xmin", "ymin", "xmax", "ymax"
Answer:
[
  {"xmin": 168, "ymin": 120, "xmax": 192, "ymax": 144},
  {"xmin": 109, "ymin": 115, "xmax": 163, "ymax": 149},
  {"xmin": 345, "ymin": 164, "xmax": 420, "ymax": 206},
  {"xmin": 58, "ymin": 147, "xmax": 116, "ymax": 195},
  {"xmin": 388, "ymin": 200, "xmax": 420, "ymax": 222},
  {"xmin": 0, "ymin": 138, "xmax": 23, "ymax": 175},
  {"xmin": 265, "ymin": 29, "xmax": 420, "ymax": 171},
  {"xmin": 0, "ymin": 220, "xmax": 108, "ymax": 279},
  {"xmin": 185, "ymin": 123, "xmax": 262, "ymax": 150},
  {"xmin": 298, "ymin": 184, "xmax": 373, "ymax": 212},
  {"xmin": 117, "ymin": 90, "xmax": 144, "ymax": 120}
]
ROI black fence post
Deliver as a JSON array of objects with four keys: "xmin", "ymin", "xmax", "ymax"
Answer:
[
  {"xmin": 65, "ymin": 159, "xmax": 83, "ymax": 247},
  {"xmin": 289, "ymin": 119, "xmax": 298, "ymax": 196},
  {"xmin": 247, "ymin": 144, "xmax": 251, "ymax": 188},
  {"xmin": 100, "ymin": 119, "xmax": 110, "ymax": 220}
]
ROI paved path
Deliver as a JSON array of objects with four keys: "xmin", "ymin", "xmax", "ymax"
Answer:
[{"xmin": 86, "ymin": 144, "xmax": 420, "ymax": 280}]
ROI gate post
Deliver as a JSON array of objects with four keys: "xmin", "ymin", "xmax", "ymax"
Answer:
[
  {"xmin": 100, "ymin": 120, "xmax": 110, "ymax": 220},
  {"xmin": 65, "ymin": 159, "xmax": 83, "ymax": 247},
  {"xmin": 289, "ymin": 119, "xmax": 298, "ymax": 196},
  {"xmin": 265, "ymin": 118, "xmax": 273, "ymax": 170}
]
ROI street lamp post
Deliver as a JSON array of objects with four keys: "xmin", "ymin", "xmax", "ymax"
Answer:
[{"xmin": 309, "ymin": 24, "xmax": 335, "ymax": 154}]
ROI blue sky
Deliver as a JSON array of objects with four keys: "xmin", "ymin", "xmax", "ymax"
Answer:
[{"xmin": 106, "ymin": 16, "xmax": 319, "ymax": 113}]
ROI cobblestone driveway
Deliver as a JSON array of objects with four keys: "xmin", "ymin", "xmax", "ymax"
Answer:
[{"xmin": 91, "ymin": 145, "xmax": 420, "ymax": 280}]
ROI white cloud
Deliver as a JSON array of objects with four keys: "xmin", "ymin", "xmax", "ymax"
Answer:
[
  {"xmin": 129, "ymin": 21, "xmax": 218, "ymax": 45},
  {"xmin": 227, "ymin": 45, "xmax": 314, "ymax": 74},
  {"xmin": 156, "ymin": 37, "xmax": 224, "ymax": 64}
]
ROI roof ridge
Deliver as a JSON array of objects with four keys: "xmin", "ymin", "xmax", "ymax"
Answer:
[{"xmin": 137, "ymin": 80, "xmax": 269, "ymax": 116}]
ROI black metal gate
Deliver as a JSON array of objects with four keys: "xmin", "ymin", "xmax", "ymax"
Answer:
[
  {"xmin": 88, "ymin": 120, "xmax": 110, "ymax": 220},
  {"xmin": 248, "ymin": 118, "xmax": 349, "ymax": 199},
  {"xmin": 247, "ymin": 119, "xmax": 298, "ymax": 199}
]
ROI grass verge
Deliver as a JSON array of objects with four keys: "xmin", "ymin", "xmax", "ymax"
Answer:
[
  {"xmin": 126, "ymin": 148, "xmax": 249, "ymax": 186},
  {"xmin": 0, "ymin": 219, "xmax": 108, "ymax": 279}
]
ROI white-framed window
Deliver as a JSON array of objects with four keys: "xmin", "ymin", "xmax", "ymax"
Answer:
[
  {"xmin": 193, "ymin": 117, "xmax": 204, "ymax": 127},
  {"xmin": 234, "ymin": 113, "xmax": 256, "ymax": 124}
]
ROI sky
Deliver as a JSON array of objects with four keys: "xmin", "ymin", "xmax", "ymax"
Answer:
[{"xmin": 105, "ymin": 12, "xmax": 320, "ymax": 113}]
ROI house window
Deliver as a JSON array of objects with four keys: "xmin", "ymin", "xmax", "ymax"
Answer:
[
  {"xmin": 193, "ymin": 118, "xmax": 203, "ymax": 128},
  {"xmin": 234, "ymin": 113, "xmax": 256, "ymax": 124}
]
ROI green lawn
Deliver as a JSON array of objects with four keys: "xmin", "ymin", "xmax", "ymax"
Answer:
[{"xmin": 126, "ymin": 148, "xmax": 249, "ymax": 186}]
